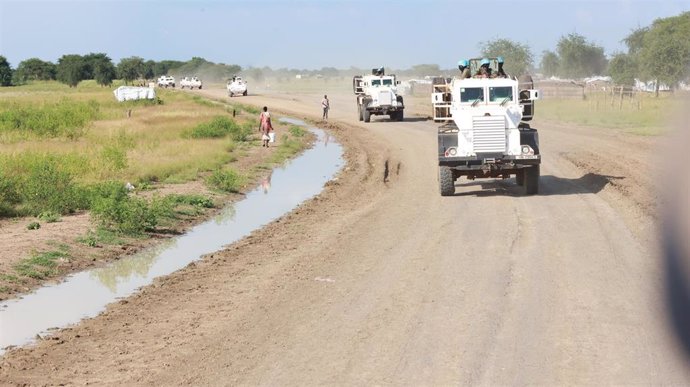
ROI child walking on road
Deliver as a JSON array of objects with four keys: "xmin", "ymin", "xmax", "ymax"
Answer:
[{"xmin": 259, "ymin": 106, "xmax": 273, "ymax": 147}]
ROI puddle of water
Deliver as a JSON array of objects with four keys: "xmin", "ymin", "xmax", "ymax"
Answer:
[{"xmin": 0, "ymin": 119, "xmax": 343, "ymax": 354}]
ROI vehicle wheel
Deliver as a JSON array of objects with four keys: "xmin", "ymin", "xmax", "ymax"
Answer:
[
  {"xmin": 229, "ymin": 92, "xmax": 233, "ymax": 97},
  {"xmin": 358, "ymin": 104, "xmax": 363, "ymax": 121},
  {"xmin": 199, "ymin": 85, "xmax": 202, "ymax": 90},
  {"xmin": 363, "ymin": 107, "xmax": 371, "ymax": 122},
  {"xmin": 243, "ymin": 90, "xmax": 248, "ymax": 96},
  {"xmin": 516, "ymin": 169, "xmax": 525, "ymax": 186},
  {"xmin": 397, "ymin": 110, "xmax": 404, "ymax": 121},
  {"xmin": 439, "ymin": 166, "xmax": 455, "ymax": 196},
  {"xmin": 523, "ymin": 165, "xmax": 540, "ymax": 195}
]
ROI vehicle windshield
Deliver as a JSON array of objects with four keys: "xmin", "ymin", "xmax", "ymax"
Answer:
[
  {"xmin": 460, "ymin": 87, "xmax": 484, "ymax": 103},
  {"xmin": 489, "ymin": 86, "xmax": 513, "ymax": 102},
  {"xmin": 371, "ymin": 79, "xmax": 382, "ymax": 86},
  {"xmin": 382, "ymin": 79, "xmax": 393, "ymax": 86}
]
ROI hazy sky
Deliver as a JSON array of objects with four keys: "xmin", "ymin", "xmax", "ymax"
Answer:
[{"xmin": 0, "ymin": 0, "xmax": 687, "ymax": 69}]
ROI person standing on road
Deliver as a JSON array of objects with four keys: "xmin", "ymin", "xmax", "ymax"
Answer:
[
  {"xmin": 258, "ymin": 106, "xmax": 273, "ymax": 148},
  {"xmin": 321, "ymin": 95, "xmax": 330, "ymax": 120}
]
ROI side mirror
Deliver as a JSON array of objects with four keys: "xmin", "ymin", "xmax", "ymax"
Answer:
[{"xmin": 396, "ymin": 81, "xmax": 401, "ymax": 85}]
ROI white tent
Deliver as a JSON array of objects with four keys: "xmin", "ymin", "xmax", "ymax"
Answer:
[{"xmin": 113, "ymin": 86, "xmax": 156, "ymax": 102}]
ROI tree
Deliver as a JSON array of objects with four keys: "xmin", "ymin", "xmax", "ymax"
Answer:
[
  {"xmin": 479, "ymin": 38, "xmax": 533, "ymax": 75},
  {"xmin": 556, "ymin": 33, "xmax": 608, "ymax": 78},
  {"xmin": 56, "ymin": 54, "xmax": 88, "ymax": 87},
  {"xmin": 93, "ymin": 58, "xmax": 116, "ymax": 87},
  {"xmin": 117, "ymin": 56, "xmax": 145, "ymax": 85},
  {"xmin": 540, "ymin": 50, "xmax": 560, "ymax": 77},
  {"xmin": 0, "ymin": 56, "xmax": 12, "ymax": 86},
  {"xmin": 638, "ymin": 12, "xmax": 690, "ymax": 92},
  {"xmin": 608, "ymin": 52, "xmax": 637, "ymax": 86},
  {"xmin": 142, "ymin": 60, "xmax": 155, "ymax": 80},
  {"xmin": 13, "ymin": 58, "xmax": 56, "ymax": 83}
]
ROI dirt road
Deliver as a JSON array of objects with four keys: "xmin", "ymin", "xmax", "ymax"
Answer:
[{"xmin": 2, "ymin": 89, "xmax": 688, "ymax": 385}]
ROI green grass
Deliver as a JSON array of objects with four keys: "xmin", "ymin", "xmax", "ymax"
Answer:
[
  {"xmin": 37, "ymin": 211, "xmax": 61, "ymax": 223},
  {"xmin": 77, "ymin": 227, "xmax": 125, "ymax": 247},
  {"xmin": 206, "ymin": 168, "xmax": 245, "ymax": 193},
  {"xmin": 538, "ymin": 92, "xmax": 682, "ymax": 135},
  {"xmin": 15, "ymin": 248, "xmax": 70, "ymax": 279},
  {"xmin": 0, "ymin": 99, "xmax": 100, "ymax": 140},
  {"xmin": 0, "ymin": 81, "xmax": 263, "ymax": 218},
  {"xmin": 185, "ymin": 116, "xmax": 251, "ymax": 141}
]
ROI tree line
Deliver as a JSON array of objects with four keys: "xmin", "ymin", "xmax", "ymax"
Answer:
[
  {"xmin": 0, "ymin": 54, "xmax": 241, "ymax": 87},
  {"xmin": 0, "ymin": 11, "xmax": 687, "ymax": 89}
]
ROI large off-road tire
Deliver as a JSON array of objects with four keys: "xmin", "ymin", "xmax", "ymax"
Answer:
[
  {"xmin": 229, "ymin": 92, "xmax": 234, "ymax": 97},
  {"xmin": 358, "ymin": 103, "xmax": 363, "ymax": 121},
  {"xmin": 397, "ymin": 110, "xmax": 404, "ymax": 121},
  {"xmin": 439, "ymin": 166, "xmax": 455, "ymax": 196},
  {"xmin": 199, "ymin": 85, "xmax": 202, "ymax": 90},
  {"xmin": 523, "ymin": 165, "xmax": 540, "ymax": 195},
  {"xmin": 516, "ymin": 169, "xmax": 525, "ymax": 186},
  {"xmin": 363, "ymin": 106, "xmax": 371, "ymax": 122},
  {"xmin": 243, "ymin": 90, "xmax": 248, "ymax": 96}
]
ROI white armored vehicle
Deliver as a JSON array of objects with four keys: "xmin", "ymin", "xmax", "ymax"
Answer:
[
  {"xmin": 227, "ymin": 76, "xmax": 247, "ymax": 97},
  {"xmin": 353, "ymin": 67, "xmax": 404, "ymax": 122},
  {"xmin": 180, "ymin": 76, "xmax": 202, "ymax": 89},
  {"xmin": 157, "ymin": 75, "xmax": 175, "ymax": 88},
  {"xmin": 437, "ymin": 57, "xmax": 541, "ymax": 196}
]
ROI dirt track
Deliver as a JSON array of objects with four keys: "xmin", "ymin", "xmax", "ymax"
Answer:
[{"xmin": 2, "ymin": 89, "xmax": 689, "ymax": 385}]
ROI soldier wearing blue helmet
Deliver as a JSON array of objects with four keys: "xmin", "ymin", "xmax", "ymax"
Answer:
[
  {"xmin": 457, "ymin": 59, "xmax": 471, "ymax": 79},
  {"xmin": 476, "ymin": 58, "xmax": 492, "ymax": 78},
  {"xmin": 496, "ymin": 56, "xmax": 507, "ymax": 78}
]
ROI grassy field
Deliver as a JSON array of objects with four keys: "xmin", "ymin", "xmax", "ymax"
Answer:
[
  {"xmin": 537, "ymin": 91, "xmax": 686, "ymax": 135},
  {"xmin": 0, "ymin": 80, "xmax": 313, "ymax": 293},
  {"xmin": 0, "ymin": 80, "xmax": 308, "ymax": 220}
]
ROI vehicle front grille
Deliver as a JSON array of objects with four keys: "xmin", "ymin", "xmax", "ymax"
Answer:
[
  {"xmin": 472, "ymin": 116, "xmax": 506, "ymax": 153},
  {"xmin": 378, "ymin": 91, "xmax": 392, "ymax": 105}
]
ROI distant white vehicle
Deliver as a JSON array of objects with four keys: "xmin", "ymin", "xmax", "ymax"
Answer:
[
  {"xmin": 180, "ymin": 76, "xmax": 202, "ymax": 89},
  {"xmin": 227, "ymin": 76, "xmax": 248, "ymax": 97},
  {"xmin": 157, "ymin": 75, "xmax": 175, "ymax": 88}
]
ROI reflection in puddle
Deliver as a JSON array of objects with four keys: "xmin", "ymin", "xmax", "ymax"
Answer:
[{"xmin": 0, "ymin": 120, "xmax": 343, "ymax": 354}]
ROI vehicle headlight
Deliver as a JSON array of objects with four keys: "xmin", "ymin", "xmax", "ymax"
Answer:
[{"xmin": 521, "ymin": 145, "xmax": 533, "ymax": 155}]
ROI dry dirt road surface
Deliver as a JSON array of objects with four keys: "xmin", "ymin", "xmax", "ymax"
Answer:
[{"xmin": 2, "ymin": 89, "xmax": 689, "ymax": 385}]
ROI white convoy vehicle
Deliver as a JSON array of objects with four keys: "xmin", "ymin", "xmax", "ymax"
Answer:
[
  {"xmin": 227, "ymin": 76, "xmax": 247, "ymax": 97},
  {"xmin": 157, "ymin": 75, "xmax": 175, "ymax": 88},
  {"xmin": 353, "ymin": 67, "xmax": 404, "ymax": 122},
  {"xmin": 180, "ymin": 76, "xmax": 202, "ymax": 89},
  {"xmin": 437, "ymin": 58, "xmax": 541, "ymax": 196}
]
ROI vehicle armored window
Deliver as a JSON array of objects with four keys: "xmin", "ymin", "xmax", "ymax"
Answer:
[
  {"xmin": 489, "ymin": 86, "xmax": 513, "ymax": 103},
  {"xmin": 460, "ymin": 87, "xmax": 484, "ymax": 103}
]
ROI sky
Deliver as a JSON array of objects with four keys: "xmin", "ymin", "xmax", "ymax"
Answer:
[{"xmin": 0, "ymin": 0, "xmax": 688, "ymax": 70}]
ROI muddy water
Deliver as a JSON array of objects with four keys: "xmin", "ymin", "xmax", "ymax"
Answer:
[{"xmin": 0, "ymin": 120, "xmax": 342, "ymax": 354}]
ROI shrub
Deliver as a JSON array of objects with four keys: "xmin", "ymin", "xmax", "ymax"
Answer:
[
  {"xmin": 16, "ymin": 157, "xmax": 83, "ymax": 216},
  {"xmin": 27, "ymin": 221, "xmax": 40, "ymax": 230},
  {"xmin": 188, "ymin": 116, "xmax": 239, "ymax": 139},
  {"xmin": 88, "ymin": 181, "xmax": 160, "ymax": 235},
  {"xmin": 0, "ymin": 99, "xmax": 99, "ymax": 139},
  {"xmin": 206, "ymin": 168, "xmax": 244, "ymax": 193},
  {"xmin": 0, "ymin": 171, "xmax": 19, "ymax": 216}
]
